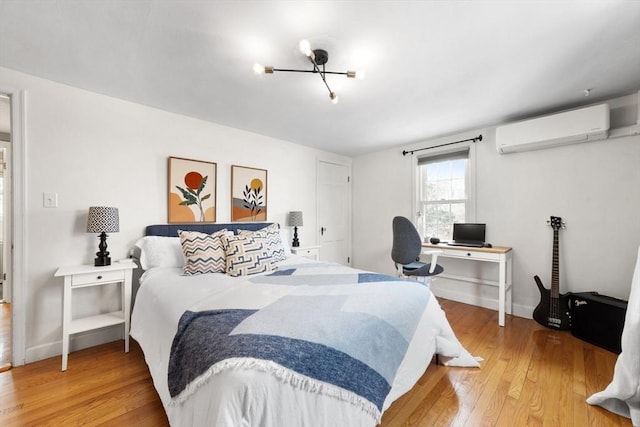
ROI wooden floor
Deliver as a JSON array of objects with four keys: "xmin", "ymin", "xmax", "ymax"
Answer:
[
  {"xmin": 0, "ymin": 299, "xmax": 631, "ymax": 426},
  {"xmin": 0, "ymin": 302, "xmax": 10, "ymax": 371}
]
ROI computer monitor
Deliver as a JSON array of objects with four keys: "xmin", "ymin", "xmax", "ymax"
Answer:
[{"xmin": 452, "ymin": 223, "xmax": 486, "ymax": 244}]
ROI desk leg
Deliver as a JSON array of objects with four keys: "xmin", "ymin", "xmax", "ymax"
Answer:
[{"xmin": 498, "ymin": 254, "xmax": 506, "ymax": 327}]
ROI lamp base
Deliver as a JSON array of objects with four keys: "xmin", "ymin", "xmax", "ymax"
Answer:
[
  {"xmin": 292, "ymin": 226, "xmax": 300, "ymax": 247},
  {"xmin": 94, "ymin": 232, "xmax": 111, "ymax": 266},
  {"xmin": 94, "ymin": 255, "xmax": 111, "ymax": 267}
]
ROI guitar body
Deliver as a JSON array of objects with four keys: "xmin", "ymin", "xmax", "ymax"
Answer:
[
  {"xmin": 533, "ymin": 216, "xmax": 571, "ymax": 330},
  {"xmin": 533, "ymin": 275, "xmax": 571, "ymax": 330}
]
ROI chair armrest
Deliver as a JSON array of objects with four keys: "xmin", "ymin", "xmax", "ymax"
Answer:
[
  {"xmin": 429, "ymin": 253, "xmax": 439, "ymax": 273},
  {"xmin": 421, "ymin": 249, "xmax": 443, "ymax": 274},
  {"xmin": 395, "ymin": 263, "xmax": 404, "ymax": 277}
]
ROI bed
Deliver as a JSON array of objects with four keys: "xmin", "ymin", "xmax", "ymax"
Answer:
[{"xmin": 130, "ymin": 222, "xmax": 477, "ymax": 427}]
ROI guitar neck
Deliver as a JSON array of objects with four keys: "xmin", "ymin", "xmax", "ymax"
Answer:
[{"xmin": 551, "ymin": 228, "xmax": 559, "ymax": 298}]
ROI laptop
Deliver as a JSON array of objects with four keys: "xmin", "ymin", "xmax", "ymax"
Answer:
[{"xmin": 447, "ymin": 223, "xmax": 486, "ymax": 247}]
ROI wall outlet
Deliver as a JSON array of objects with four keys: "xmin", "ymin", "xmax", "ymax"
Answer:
[{"xmin": 43, "ymin": 192, "xmax": 58, "ymax": 208}]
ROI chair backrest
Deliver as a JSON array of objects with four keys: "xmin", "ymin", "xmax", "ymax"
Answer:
[{"xmin": 391, "ymin": 216, "xmax": 422, "ymax": 265}]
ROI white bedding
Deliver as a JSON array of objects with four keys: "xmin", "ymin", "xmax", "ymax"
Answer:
[{"xmin": 131, "ymin": 255, "xmax": 476, "ymax": 427}]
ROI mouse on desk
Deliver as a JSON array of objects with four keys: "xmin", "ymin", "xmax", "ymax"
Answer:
[{"xmin": 483, "ymin": 243, "xmax": 492, "ymax": 248}]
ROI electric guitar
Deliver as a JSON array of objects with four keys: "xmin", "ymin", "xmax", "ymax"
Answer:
[{"xmin": 533, "ymin": 216, "xmax": 571, "ymax": 330}]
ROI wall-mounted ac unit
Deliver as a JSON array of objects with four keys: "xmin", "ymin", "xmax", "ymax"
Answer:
[{"xmin": 495, "ymin": 104, "xmax": 610, "ymax": 154}]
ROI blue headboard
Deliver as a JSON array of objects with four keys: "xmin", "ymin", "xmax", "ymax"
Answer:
[{"xmin": 145, "ymin": 222, "xmax": 273, "ymax": 237}]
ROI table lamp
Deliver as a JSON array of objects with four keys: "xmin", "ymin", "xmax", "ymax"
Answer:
[
  {"xmin": 86, "ymin": 206, "xmax": 119, "ymax": 266},
  {"xmin": 288, "ymin": 211, "xmax": 303, "ymax": 247}
]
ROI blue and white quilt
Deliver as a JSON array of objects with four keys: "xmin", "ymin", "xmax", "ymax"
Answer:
[
  {"xmin": 168, "ymin": 264, "xmax": 430, "ymax": 420},
  {"xmin": 131, "ymin": 258, "xmax": 478, "ymax": 427}
]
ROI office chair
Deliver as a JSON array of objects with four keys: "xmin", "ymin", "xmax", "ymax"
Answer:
[{"xmin": 391, "ymin": 216, "xmax": 444, "ymax": 279}]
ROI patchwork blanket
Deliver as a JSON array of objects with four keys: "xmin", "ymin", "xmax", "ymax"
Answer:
[{"xmin": 167, "ymin": 264, "xmax": 431, "ymax": 421}]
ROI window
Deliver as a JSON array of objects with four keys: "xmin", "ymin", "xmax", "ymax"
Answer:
[{"xmin": 416, "ymin": 148, "xmax": 471, "ymax": 241}]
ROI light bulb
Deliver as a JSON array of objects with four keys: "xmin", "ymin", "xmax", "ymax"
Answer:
[
  {"xmin": 299, "ymin": 39, "xmax": 312, "ymax": 57},
  {"xmin": 329, "ymin": 92, "xmax": 339, "ymax": 104},
  {"xmin": 253, "ymin": 64, "xmax": 273, "ymax": 75},
  {"xmin": 253, "ymin": 63, "xmax": 265, "ymax": 75}
]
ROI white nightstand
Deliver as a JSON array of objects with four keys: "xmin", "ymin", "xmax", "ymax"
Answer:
[
  {"xmin": 290, "ymin": 245, "xmax": 321, "ymax": 261},
  {"xmin": 54, "ymin": 261, "xmax": 135, "ymax": 371}
]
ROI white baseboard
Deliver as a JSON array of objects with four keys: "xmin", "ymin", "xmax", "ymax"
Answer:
[
  {"xmin": 26, "ymin": 327, "xmax": 124, "ymax": 364},
  {"xmin": 430, "ymin": 283, "xmax": 534, "ymax": 320}
]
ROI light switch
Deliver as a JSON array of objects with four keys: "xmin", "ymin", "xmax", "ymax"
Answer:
[{"xmin": 43, "ymin": 192, "xmax": 58, "ymax": 208}]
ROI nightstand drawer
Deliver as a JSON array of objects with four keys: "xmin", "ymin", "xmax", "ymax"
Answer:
[
  {"xmin": 296, "ymin": 248, "xmax": 317, "ymax": 257},
  {"xmin": 291, "ymin": 245, "xmax": 321, "ymax": 260},
  {"xmin": 72, "ymin": 270, "xmax": 125, "ymax": 287}
]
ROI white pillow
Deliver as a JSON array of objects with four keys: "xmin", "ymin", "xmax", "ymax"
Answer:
[
  {"xmin": 134, "ymin": 236, "xmax": 185, "ymax": 270},
  {"xmin": 279, "ymin": 228, "xmax": 292, "ymax": 256}
]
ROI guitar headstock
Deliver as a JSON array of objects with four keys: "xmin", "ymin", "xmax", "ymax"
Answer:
[{"xmin": 547, "ymin": 216, "xmax": 565, "ymax": 230}]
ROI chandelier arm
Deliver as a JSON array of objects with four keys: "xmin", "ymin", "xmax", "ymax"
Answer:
[
  {"xmin": 271, "ymin": 68, "xmax": 349, "ymax": 76},
  {"xmin": 310, "ymin": 59, "xmax": 333, "ymax": 95},
  {"xmin": 272, "ymin": 68, "xmax": 317, "ymax": 73},
  {"xmin": 320, "ymin": 71, "xmax": 349, "ymax": 76}
]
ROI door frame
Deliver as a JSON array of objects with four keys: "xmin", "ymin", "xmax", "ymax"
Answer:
[
  {"xmin": 316, "ymin": 157, "xmax": 352, "ymax": 265},
  {"xmin": 0, "ymin": 140, "xmax": 11, "ymax": 303},
  {"xmin": 0, "ymin": 86, "xmax": 26, "ymax": 366}
]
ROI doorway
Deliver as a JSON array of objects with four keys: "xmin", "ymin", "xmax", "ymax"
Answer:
[
  {"xmin": 0, "ymin": 94, "xmax": 11, "ymax": 371},
  {"xmin": 317, "ymin": 160, "xmax": 351, "ymax": 265}
]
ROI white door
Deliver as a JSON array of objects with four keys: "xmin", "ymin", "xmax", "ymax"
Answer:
[{"xmin": 317, "ymin": 160, "xmax": 351, "ymax": 265}]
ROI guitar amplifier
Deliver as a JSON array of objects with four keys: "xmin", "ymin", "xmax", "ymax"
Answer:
[{"xmin": 569, "ymin": 292, "xmax": 628, "ymax": 354}]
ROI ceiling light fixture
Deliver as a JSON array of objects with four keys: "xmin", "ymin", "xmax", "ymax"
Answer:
[{"xmin": 254, "ymin": 39, "xmax": 363, "ymax": 104}]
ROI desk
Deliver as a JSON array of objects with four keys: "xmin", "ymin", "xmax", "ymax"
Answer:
[{"xmin": 423, "ymin": 243, "xmax": 513, "ymax": 327}]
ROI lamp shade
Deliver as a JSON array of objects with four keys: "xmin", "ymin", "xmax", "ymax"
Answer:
[
  {"xmin": 86, "ymin": 206, "xmax": 119, "ymax": 233},
  {"xmin": 288, "ymin": 211, "xmax": 303, "ymax": 227}
]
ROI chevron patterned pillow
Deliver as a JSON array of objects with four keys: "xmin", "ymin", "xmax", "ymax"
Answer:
[
  {"xmin": 238, "ymin": 223, "xmax": 286, "ymax": 263},
  {"xmin": 178, "ymin": 229, "xmax": 228, "ymax": 275},
  {"xmin": 221, "ymin": 234, "xmax": 274, "ymax": 277}
]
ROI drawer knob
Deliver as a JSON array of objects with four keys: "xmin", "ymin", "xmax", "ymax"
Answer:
[
  {"xmin": 97, "ymin": 275, "xmax": 103, "ymax": 280},
  {"xmin": 466, "ymin": 253, "xmax": 471, "ymax": 257}
]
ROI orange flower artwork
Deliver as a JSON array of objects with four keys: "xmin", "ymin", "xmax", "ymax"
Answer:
[{"xmin": 168, "ymin": 157, "xmax": 217, "ymax": 223}]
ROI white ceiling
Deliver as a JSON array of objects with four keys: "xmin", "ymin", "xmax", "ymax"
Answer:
[{"xmin": 0, "ymin": 0, "xmax": 639, "ymax": 156}]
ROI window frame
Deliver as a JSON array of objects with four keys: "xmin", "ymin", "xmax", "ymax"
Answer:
[{"xmin": 411, "ymin": 142, "xmax": 477, "ymax": 240}]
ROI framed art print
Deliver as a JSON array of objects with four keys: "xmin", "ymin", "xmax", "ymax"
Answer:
[
  {"xmin": 231, "ymin": 165, "xmax": 268, "ymax": 222},
  {"xmin": 168, "ymin": 156, "xmax": 217, "ymax": 223}
]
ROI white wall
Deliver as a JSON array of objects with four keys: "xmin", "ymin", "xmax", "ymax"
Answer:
[
  {"xmin": 0, "ymin": 66, "xmax": 350, "ymax": 363},
  {"xmin": 353, "ymin": 95, "xmax": 640, "ymax": 318}
]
